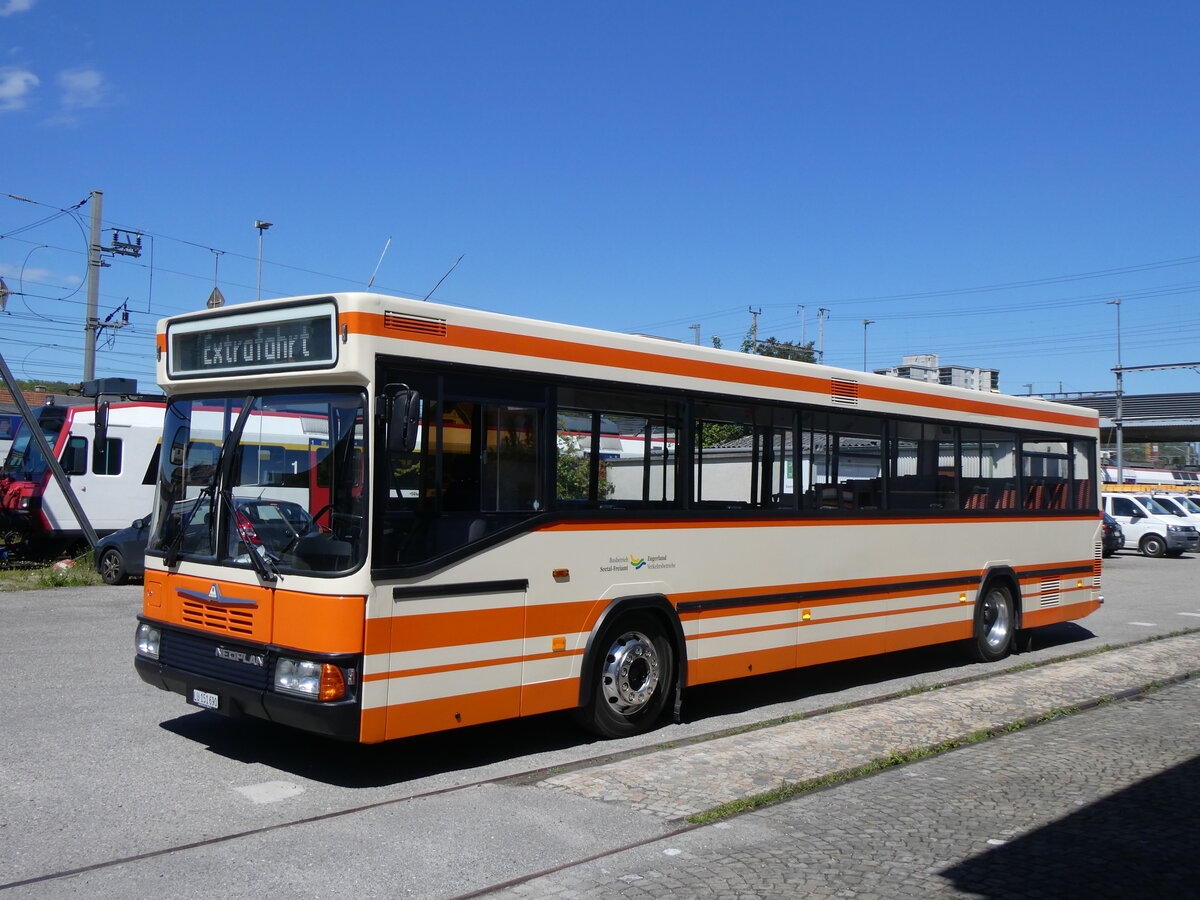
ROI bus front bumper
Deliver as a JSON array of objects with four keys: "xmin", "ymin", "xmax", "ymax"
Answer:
[{"xmin": 135, "ymin": 655, "xmax": 362, "ymax": 742}]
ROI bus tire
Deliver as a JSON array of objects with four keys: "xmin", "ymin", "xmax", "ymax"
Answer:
[
  {"xmin": 574, "ymin": 615, "xmax": 674, "ymax": 739},
  {"xmin": 971, "ymin": 582, "xmax": 1014, "ymax": 663},
  {"xmin": 1139, "ymin": 534, "xmax": 1166, "ymax": 558}
]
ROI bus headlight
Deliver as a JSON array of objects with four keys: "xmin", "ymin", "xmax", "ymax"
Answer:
[
  {"xmin": 274, "ymin": 657, "xmax": 346, "ymax": 701},
  {"xmin": 136, "ymin": 623, "xmax": 161, "ymax": 659}
]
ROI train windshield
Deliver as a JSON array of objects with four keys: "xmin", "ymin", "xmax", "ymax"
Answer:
[{"xmin": 148, "ymin": 390, "xmax": 367, "ymax": 576}]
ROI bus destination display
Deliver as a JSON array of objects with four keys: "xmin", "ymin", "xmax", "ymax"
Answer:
[{"xmin": 168, "ymin": 303, "xmax": 337, "ymax": 377}]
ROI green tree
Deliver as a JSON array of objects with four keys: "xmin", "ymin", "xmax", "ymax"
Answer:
[{"xmin": 711, "ymin": 327, "xmax": 815, "ymax": 362}]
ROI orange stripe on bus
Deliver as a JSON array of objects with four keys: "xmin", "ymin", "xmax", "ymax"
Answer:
[
  {"xmin": 520, "ymin": 678, "xmax": 579, "ymax": 717},
  {"xmin": 363, "ymin": 647, "xmax": 585, "ymax": 682},
  {"xmin": 1022, "ymin": 598, "xmax": 1102, "ymax": 628},
  {"xmin": 381, "ymin": 686, "xmax": 522, "ymax": 740},
  {"xmin": 341, "ymin": 311, "xmax": 1097, "ymax": 430},
  {"xmin": 385, "ymin": 605, "xmax": 525, "ymax": 651},
  {"xmin": 688, "ymin": 645, "xmax": 798, "ymax": 684},
  {"xmin": 886, "ymin": 620, "xmax": 973, "ymax": 652},
  {"xmin": 690, "ymin": 599, "xmax": 966, "ymax": 642}
]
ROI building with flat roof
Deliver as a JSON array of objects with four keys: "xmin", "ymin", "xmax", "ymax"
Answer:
[{"xmin": 875, "ymin": 354, "xmax": 999, "ymax": 392}]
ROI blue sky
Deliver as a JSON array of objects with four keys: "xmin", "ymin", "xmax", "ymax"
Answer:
[{"xmin": 2, "ymin": 1, "xmax": 1199, "ymax": 398}]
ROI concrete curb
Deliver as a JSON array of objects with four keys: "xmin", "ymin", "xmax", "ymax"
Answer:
[{"xmin": 537, "ymin": 632, "xmax": 1200, "ymax": 819}]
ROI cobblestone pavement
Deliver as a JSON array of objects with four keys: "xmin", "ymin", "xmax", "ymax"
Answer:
[
  {"xmin": 537, "ymin": 632, "xmax": 1200, "ymax": 820},
  {"xmin": 491, "ymin": 674, "xmax": 1200, "ymax": 898}
]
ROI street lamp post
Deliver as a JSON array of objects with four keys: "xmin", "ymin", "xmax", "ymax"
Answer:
[
  {"xmin": 255, "ymin": 220, "xmax": 273, "ymax": 300},
  {"xmin": 1107, "ymin": 298, "xmax": 1123, "ymax": 484},
  {"xmin": 863, "ymin": 319, "xmax": 875, "ymax": 371}
]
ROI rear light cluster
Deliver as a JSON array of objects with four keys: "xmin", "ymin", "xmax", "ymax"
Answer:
[{"xmin": 234, "ymin": 509, "xmax": 262, "ymax": 546}]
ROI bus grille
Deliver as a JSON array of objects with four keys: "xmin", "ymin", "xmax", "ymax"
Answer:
[
  {"xmin": 1094, "ymin": 542, "xmax": 1103, "ymax": 590},
  {"xmin": 181, "ymin": 599, "xmax": 255, "ymax": 636},
  {"xmin": 161, "ymin": 629, "xmax": 271, "ymax": 690}
]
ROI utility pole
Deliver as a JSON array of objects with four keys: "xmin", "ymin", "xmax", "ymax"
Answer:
[
  {"xmin": 688, "ymin": 324, "xmax": 700, "ymax": 345},
  {"xmin": 748, "ymin": 306, "xmax": 762, "ymax": 352},
  {"xmin": 797, "ymin": 304, "xmax": 807, "ymax": 348},
  {"xmin": 82, "ymin": 191, "xmax": 142, "ymax": 379},
  {"xmin": 817, "ymin": 308, "xmax": 828, "ymax": 364},
  {"xmin": 255, "ymin": 220, "xmax": 273, "ymax": 300},
  {"xmin": 84, "ymin": 190, "xmax": 103, "ymax": 382},
  {"xmin": 862, "ymin": 319, "xmax": 875, "ymax": 371}
]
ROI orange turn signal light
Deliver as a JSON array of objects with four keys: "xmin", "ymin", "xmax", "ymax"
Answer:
[{"xmin": 318, "ymin": 664, "xmax": 346, "ymax": 702}]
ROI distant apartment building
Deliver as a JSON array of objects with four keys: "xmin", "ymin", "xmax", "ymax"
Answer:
[{"xmin": 875, "ymin": 354, "xmax": 1000, "ymax": 392}]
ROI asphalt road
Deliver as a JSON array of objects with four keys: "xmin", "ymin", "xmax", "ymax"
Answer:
[{"xmin": 0, "ymin": 549, "xmax": 1196, "ymax": 897}]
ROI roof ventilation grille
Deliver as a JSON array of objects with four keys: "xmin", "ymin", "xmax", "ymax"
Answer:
[
  {"xmin": 830, "ymin": 378, "xmax": 860, "ymax": 405},
  {"xmin": 384, "ymin": 312, "xmax": 447, "ymax": 337}
]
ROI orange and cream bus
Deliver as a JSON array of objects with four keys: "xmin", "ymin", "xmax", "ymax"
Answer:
[{"xmin": 134, "ymin": 292, "xmax": 1102, "ymax": 743}]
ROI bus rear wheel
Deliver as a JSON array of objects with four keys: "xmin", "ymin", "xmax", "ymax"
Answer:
[
  {"xmin": 575, "ymin": 616, "xmax": 674, "ymax": 739},
  {"xmin": 971, "ymin": 583, "xmax": 1014, "ymax": 663}
]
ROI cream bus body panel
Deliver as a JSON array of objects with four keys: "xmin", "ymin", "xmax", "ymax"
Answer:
[{"xmin": 361, "ymin": 515, "xmax": 1099, "ymax": 740}]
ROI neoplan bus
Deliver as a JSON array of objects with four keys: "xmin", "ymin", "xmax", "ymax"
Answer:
[{"xmin": 134, "ymin": 293, "xmax": 1103, "ymax": 743}]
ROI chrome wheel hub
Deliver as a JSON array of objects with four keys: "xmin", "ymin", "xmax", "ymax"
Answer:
[
  {"xmin": 982, "ymin": 589, "xmax": 1012, "ymax": 650},
  {"xmin": 600, "ymin": 630, "xmax": 661, "ymax": 714}
]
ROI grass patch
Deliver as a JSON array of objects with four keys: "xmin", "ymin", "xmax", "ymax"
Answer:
[
  {"xmin": 686, "ymin": 706, "xmax": 1084, "ymax": 824},
  {"xmin": 0, "ymin": 554, "xmax": 103, "ymax": 591}
]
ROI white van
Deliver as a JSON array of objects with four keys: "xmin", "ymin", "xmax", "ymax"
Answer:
[
  {"xmin": 1102, "ymin": 492, "xmax": 1200, "ymax": 557},
  {"xmin": 1146, "ymin": 493, "xmax": 1200, "ymax": 529}
]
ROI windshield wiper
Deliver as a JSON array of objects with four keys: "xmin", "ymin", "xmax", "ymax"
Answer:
[
  {"xmin": 163, "ymin": 483, "xmax": 211, "ymax": 568},
  {"xmin": 163, "ymin": 397, "xmax": 260, "ymax": 572}
]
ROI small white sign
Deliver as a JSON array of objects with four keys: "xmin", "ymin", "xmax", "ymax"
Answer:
[{"xmin": 191, "ymin": 688, "xmax": 219, "ymax": 710}]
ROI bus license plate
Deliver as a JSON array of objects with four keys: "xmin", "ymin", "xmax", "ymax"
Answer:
[{"xmin": 191, "ymin": 689, "xmax": 220, "ymax": 710}]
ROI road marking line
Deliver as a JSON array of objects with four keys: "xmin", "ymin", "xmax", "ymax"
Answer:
[
  {"xmin": 235, "ymin": 781, "xmax": 304, "ymax": 804},
  {"xmin": 1127, "ymin": 622, "xmax": 1158, "ymax": 627},
  {"xmin": 1178, "ymin": 612, "xmax": 1200, "ymax": 618}
]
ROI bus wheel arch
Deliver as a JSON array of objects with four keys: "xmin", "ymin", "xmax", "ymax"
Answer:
[
  {"xmin": 971, "ymin": 568, "xmax": 1019, "ymax": 663},
  {"xmin": 574, "ymin": 595, "xmax": 686, "ymax": 738}
]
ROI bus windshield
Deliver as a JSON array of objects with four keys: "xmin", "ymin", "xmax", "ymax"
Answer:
[{"xmin": 148, "ymin": 389, "xmax": 367, "ymax": 576}]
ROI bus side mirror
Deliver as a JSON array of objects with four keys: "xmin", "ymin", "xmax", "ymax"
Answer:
[{"xmin": 385, "ymin": 386, "xmax": 420, "ymax": 454}]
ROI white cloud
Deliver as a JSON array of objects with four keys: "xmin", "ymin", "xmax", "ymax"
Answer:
[
  {"xmin": 58, "ymin": 67, "xmax": 106, "ymax": 110},
  {"xmin": 0, "ymin": 0, "xmax": 37, "ymax": 17},
  {"xmin": 0, "ymin": 66, "xmax": 38, "ymax": 111}
]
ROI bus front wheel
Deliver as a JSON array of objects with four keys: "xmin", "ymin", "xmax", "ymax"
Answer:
[
  {"xmin": 575, "ymin": 616, "xmax": 674, "ymax": 739},
  {"xmin": 971, "ymin": 583, "xmax": 1015, "ymax": 663}
]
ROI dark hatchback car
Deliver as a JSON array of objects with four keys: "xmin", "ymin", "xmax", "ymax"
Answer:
[
  {"xmin": 1102, "ymin": 512, "xmax": 1124, "ymax": 558},
  {"xmin": 94, "ymin": 514, "xmax": 152, "ymax": 585},
  {"xmin": 94, "ymin": 499, "xmax": 321, "ymax": 584}
]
